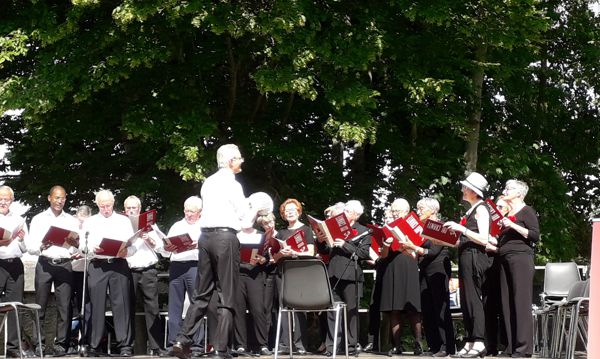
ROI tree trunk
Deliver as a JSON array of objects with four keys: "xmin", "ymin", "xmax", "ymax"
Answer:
[{"xmin": 464, "ymin": 44, "xmax": 487, "ymax": 173}]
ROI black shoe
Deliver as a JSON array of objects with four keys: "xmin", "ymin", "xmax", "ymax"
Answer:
[
  {"xmin": 432, "ymin": 351, "xmax": 448, "ymax": 357},
  {"xmin": 259, "ymin": 347, "xmax": 271, "ymax": 356},
  {"xmin": 296, "ymin": 349, "xmax": 307, "ymax": 355},
  {"xmin": 324, "ymin": 351, "xmax": 333, "ymax": 357},
  {"xmin": 388, "ymin": 347, "xmax": 403, "ymax": 356},
  {"xmin": 118, "ymin": 348, "xmax": 133, "ymax": 357},
  {"xmin": 173, "ymin": 342, "xmax": 192, "ymax": 359},
  {"xmin": 150, "ymin": 348, "xmax": 170, "ymax": 357},
  {"xmin": 85, "ymin": 348, "xmax": 103, "ymax": 357},
  {"xmin": 413, "ymin": 342, "xmax": 423, "ymax": 356},
  {"xmin": 50, "ymin": 345, "xmax": 68, "ymax": 357},
  {"xmin": 277, "ymin": 348, "xmax": 290, "ymax": 355},
  {"xmin": 363, "ymin": 343, "xmax": 374, "ymax": 352}
]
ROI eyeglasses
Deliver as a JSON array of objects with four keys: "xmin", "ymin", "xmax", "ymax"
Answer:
[
  {"xmin": 125, "ymin": 206, "xmax": 140, "ymax": 210},
  {"xmin": 232, "ymin": 156, "xmax": 244, "ymax": 162}
]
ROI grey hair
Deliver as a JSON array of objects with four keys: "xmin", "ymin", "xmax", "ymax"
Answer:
[
  {"xmin": 506, "ymin": 179, "xmax": 529, "ymax": 199},
  {"xmin": 95, "ymin": 189, "xmax": 114, "ymax": 205},
  {"xmin": 124, "ymin": 195, "xmax": 141, "ymax": 209},
  {"xmin": 216, "ymin": 144, "xmax": 241, "ymax": 168},
  {"xmin": 416, "ymin": 197, "xmax": 440, "ymax": 214},
  {"xmin": 390, "ymin": 198, "xmax": 410, "ymax": 217},
  {"xmin": 184, "ymin": 196, "xmax": 203, "ymax": 211},
  {"xmin": 0, "ymin": 186, "xmax": 14, "ymax": 200},
  {"xmin": 345, "ymin": 200, "xmax": 364, "ymax": 216},
  {"xmin": 256, "ymin": 212, "xmax": 276, "ymax": 226},
  {"xmin": 76, "ymin": 205, "xmax": 92, "ymax": 218},
  {"xmin": 324, "ymin": 202, "xmax": 345, "ymax": 217}
]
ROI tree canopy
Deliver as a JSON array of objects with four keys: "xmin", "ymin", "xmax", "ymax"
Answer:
[{"xmin": 1, "ymin": 0, "xmax": 598, "ymax": 262}]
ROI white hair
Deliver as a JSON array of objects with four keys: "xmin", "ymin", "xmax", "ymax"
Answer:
[
  {"xmin": 416, "ymin": 197, "xmax": 440, "ymax": 214},
  {"xmin": 95, "ymin": 189, "xmax": 115, "ymax": 205},
  {"xmin": 345, "ymin": 200, "xmax": 364, "ymax": 216},
  {"xmin": 216, "ymin": 144, "xmax": 241, "ymax": 169},
  {"xmin": 0, "ymin": 186, "xmax": 14, "ymax": 200},
  {"xmin": 506, "ymin": 179, "xmax": 529, "ymax": 199},
  {"xmin": 324, "ymin": 202, "xmax": 346, "ymax": 217},
  {"xmin": 390, "ymin": 198, "xmax": 410, "ymax": 217},
  {"xmin": 124, "ymin": 195, "xmax": 141, "ymax": 208},
  {"xmin": 184, "ymin": 196, "xmax": 203, "ymax": 211}
]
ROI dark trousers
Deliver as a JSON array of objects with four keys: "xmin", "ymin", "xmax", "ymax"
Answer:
[
  {"xmin": 234, "ymin": 271, "xmax": 268, "ymax": 349},
  {"xmin": 367, "ymin": 265, "xmax": 383, "ymax": 348},
  {"xmin": 0, "ymin": 258, "xmax": 24, "ymax": 351},
  {"xmin": 34, "ymin": 257, "xmax": 73, "ymax": 348},
  {"xmin": 264, "ymin": 272, "xmax": 277, "ymax": 349},
  {"xmin": 420, "ymin": 266, "xmax": 455, "ymax": 354},
  {"xmin": 326, "ymin": 279, "xmax": 360, "ymax": 351},
  {"xmin": 88, "ymin": 259, "xmax": 133, "ymax": 351},
  {"xmin": 176, "ymin": 231, "xmax": 239, "ymax": 353},
  {"xmin": 458, "ymin": 249, "xmax": 488, "ymax": 342},
  {"xmin": 167, "ymin": 261, "xmax": 198, "ymax": 346},
  {"xmin": 483, "ymin": 255, "xmax": 505, "ymax": 353},
  {"xmin": 71, "ymin": 270, "xmax": 92, "ymax": 346},
  {"xmin": 499, "ymin": 252, "xmax": 534, "ymax": 356},
  {"xmin": 275, "ymin": 274, "xmax": 307, "ymax": 351},
  {"xmin": 131, "ymin": 267, "xmax": 162, "ymax": 350}
]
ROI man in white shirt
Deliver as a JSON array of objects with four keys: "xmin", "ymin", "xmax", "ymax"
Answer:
[
  {"xmin": 0, "ymin": 185, "xmax": 28, "ymax": 358},
  {"xmin": 27, "ymin": 185, "xmax": 80, "ymax": 356},
  {"xmin": 173, "ymin": 144, "xmax": 257, "ymax": 359},
  {"xmin": 82, "ymin": 189, "xmax": 135, "ymax": 357},
  {"xmin": 123, "ymin": 195, "xmax": 164, "ymax": 355}
]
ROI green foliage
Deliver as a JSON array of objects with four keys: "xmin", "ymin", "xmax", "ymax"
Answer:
[{"xmin": 0, "ymin": 0, "xmax": 598, "ymax": 262}]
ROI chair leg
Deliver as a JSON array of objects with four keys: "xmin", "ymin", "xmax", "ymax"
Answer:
[
  {"xmin": 12, "ymin": 304, "xmax": 24, "ymax": 359},
  {"xmin": 332, "ymin": 308, "xmax": 339, "ymax": 359},
  {"xmin": 288, "ymin": 311, "xmax": 294, "ymax": 359},
  {"xmin": 342, "ymin": 306, "xmax": 348, "ymax": 359},
  {"xmin": 274, "ymin": 309, "xmax": 283, "ymax": 359},
  {"xmin": 203, "ymin": 316, "xmax": 208, "ymax": 353},
  {"xmin": 34, "ymin": 308, "xmax": 44, "ymax": 359}
]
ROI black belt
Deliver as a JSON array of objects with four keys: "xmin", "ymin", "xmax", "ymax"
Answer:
[
  {"xmin": 201, "ymin": 227, "xmax": 237, "ymax": 233},
  {"xmin": 41, "ymin": 256, "xmax": 71, "ymax": 265},
  {"xmin": 92, "ymin": 258, "xmax": 123, "ymax": 264},
  {"xmin": 0, "ymin": 258, "xmax": 19, "ymax": 263}
]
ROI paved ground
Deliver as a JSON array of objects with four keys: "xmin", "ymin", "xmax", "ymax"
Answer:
[{"xmin": 70, "ymin": 353, "xmax": 586, "ymax": 359}]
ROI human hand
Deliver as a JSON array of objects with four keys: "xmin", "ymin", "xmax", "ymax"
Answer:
[{"xmin": 444, "ymin": 221, "xmax": 466, "ymax": 234}]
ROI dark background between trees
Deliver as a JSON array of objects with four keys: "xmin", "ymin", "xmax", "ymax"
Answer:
[{"xmin": 1, "ymin": 0, "xmax": 599, "ymax": 264}]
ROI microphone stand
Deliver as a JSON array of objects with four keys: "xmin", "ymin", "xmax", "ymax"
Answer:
[
  {"xmin": 331, "ymin": 230, "xmax": 371, "ymax": 358},
  {"xmin": 79, "ymin": 232, "xmax": 90, "ymax": 357}
]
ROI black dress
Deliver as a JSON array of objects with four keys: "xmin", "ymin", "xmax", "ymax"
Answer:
[
  {"xmin": 498, "ymin": 205, "xmax": 539, "ymax": 357},
  {"xmin": 379, "ymin": 248, "xmax": 421, "ymax": 312}
]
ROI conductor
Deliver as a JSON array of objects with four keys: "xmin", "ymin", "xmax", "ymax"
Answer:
[{"xmin": 173, "ymin": 144, "xmax": 258, "ymax": 359}]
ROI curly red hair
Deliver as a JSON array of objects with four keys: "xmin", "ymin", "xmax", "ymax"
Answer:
[{"xmin": 279, "ymin": 198, "xmax": 303, "ymax": 219}]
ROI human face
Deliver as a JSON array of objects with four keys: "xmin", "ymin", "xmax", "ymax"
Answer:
[
  {"xmin": 124, "ymin": 201, "xmax": 141, "ymax": 216},
  {"xmin": 48, "ymin": 188, "xmax": 67, "ymax": 215},
  {"xmin": 97, "ymin": 198, "xmax": 114, "ymax": 218},
  {"xmin": 284, "ymin": 203, "xmax": 300, "ymax": 223},
  {"xmin": 229, "ymin": 152, "xmax": 244, "ymax": 174},
  {"xmin": 344, "ymin": 209, "xmax": 359, "ymax": 224},
  {"xmin": 184, "ymin": 207, "xmax": 201, "ymax": 224},
  {"xmin": 461, "ymin": 185, "xmax": 477, "ymax": 202},
  {"xmin": 502, "ymin": 185, "xmax": 519, "ymax": 201},
  {"xmin": 0, "ymin": 189, "xmax": 13, "ymax": 216},
  {"xmin": 496, "ymin": 199, "xmax": 510, "ymax": 216},
  {"xmin": 417, "ymin": 205, "xmax": 433, "ymax": 221},
  {"xmin": 261, "ymin": 218, "xmax": 275, "ymax": 232}
]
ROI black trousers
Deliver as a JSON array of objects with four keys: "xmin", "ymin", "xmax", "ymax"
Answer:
[
  {"xmin": 34, "ymin": 257, "xmax": 73, "ymax": 348},
  {"xmin": 0, "ymin": 258, "xmax": 24, "ymax": 351},
  {"xmin": 458, "ymin": 249, "xmax": 488, "ymax": 342},
  {"xmin": 420, "ymin": 264, "xmax": 455, "ymax": 354},
  {"xmin": 234, "ymin": 271, "xmax": 268, "ymax": 349},
  {"xmin": 88, "ymin": 259, "xmax": 133, "ymax": 351},
  {"xmin": 326, "ymin": 279, "xmax": 361, "ymax": 352},
  {"xmin": 263, "ymin": 271, "xmax": 277, "ymax": 349},
  {"xmin": 71, "ymin": 270, "xmax": 92, "ymax": 346},
  {"xmin": 367, "ymin": 264, "xmax": 383, "ymax": 348},
  {"xmin": 176, "ymin": 230, "xmax": 239, "ymax": 353},
  {"xmin": 499, "ymin": 252, "xmax": 534, "ymax": 356},
  {"xmin": 131, "ymin": 267, "xmax": 162, "ymax": 350},
  {"xmin": 483, "ymin": 255, "xmax": 505, "ymax": 352}
]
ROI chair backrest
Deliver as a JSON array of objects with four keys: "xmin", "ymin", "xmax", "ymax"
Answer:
[
  {"xmin": 280, "ymin": 258, "xmax": 334, "ymax": 310},
  {"xmin": 543, "ymin": 262, "xmax": 581, "ymax": 298},
  {"xmin": 566, "ymin": 281, "xmax": 588, "ymax": 301}
]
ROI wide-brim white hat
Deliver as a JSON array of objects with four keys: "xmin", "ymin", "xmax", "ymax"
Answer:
[
  {"xmin": 460, "ymin": 172, "xmax": 488, "ymax": 198},
  {"xmin": 248, "ymin": 192, "xmax": 274, "ymax": 216}
]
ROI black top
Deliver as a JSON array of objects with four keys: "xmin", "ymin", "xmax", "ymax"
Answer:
[
  {"xmin": 458, "ymin": 202, "xmax": 488, "ymax": 254},
  {"xmin": 498, "ymin": 205, "xmax": 539, "ymax": 255},
  {"xmin": 418, "ymin": 239, "xmax": 449, "ymax": 273},
  {"xmin": 324, "ymin": 223, "xmax": 371, "ymax": 282},
  {"xmin": 278, "ymin": 224, "xmax": 316, "ymax": 248}
]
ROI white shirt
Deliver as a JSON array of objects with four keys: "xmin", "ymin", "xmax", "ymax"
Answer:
[
  {"xmin": 0, "ymin": 212, "xmax": 28, "ymax": 259},
  {"xmin": 126, "ymin": 230, "xmax": 162, "ymax": 269},
  {"xmin": 26, "ymin": 208, "xmax": 80, "ymax": 259},
  {"xmin": 162, "ymin": 218, "xmax": 200, "ymax": 262},
  {"xmin": 198, "ymin": 168, "xmax": 252, "ymax": 230},
  {"xmin": 82, "ymin": 212, "xmax": 135, "ymax": 259}
]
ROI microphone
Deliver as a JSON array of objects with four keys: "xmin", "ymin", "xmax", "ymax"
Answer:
[{"xmin": 350, "ymin": 228, "xmax": 373, "ymax": 243}]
